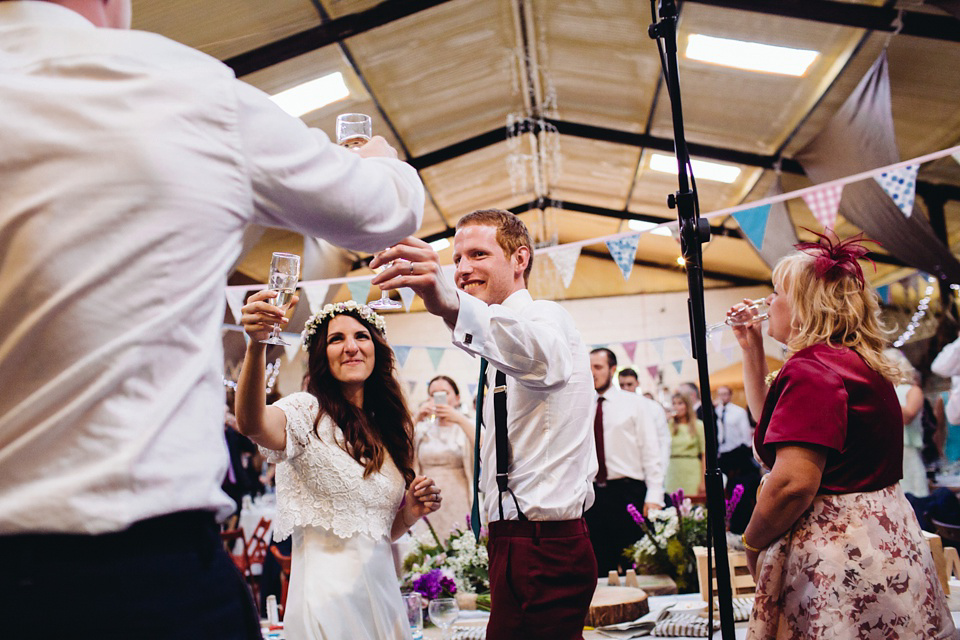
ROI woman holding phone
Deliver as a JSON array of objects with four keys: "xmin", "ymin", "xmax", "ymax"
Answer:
[{"xmin": 412, "ymin": 375, "xmax": 475, "ymax": 542}]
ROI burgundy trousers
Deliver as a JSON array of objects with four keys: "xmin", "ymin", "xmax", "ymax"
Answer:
[{"xmin": 486, "ymin": 518, "xmax": 598, "ymax": 640}]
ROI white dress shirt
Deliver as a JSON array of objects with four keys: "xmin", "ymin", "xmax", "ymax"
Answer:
[
  {"xmin": 0, "ymin": 2, "xmax": 424, "ymax": 535},
  {"xmin": 715, "ymin": 401, "xmax": 752, "ymax": 454},
  {"xmin": 594, "ymin": 388, "xmax": 665, "ymax": 505},
  {"xmin": 451, "ymin": 289, "xmax": 596, "ymax": 522}
]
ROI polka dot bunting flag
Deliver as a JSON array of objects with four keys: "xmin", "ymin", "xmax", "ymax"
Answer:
[{"xmin": 873, "ymin": 164, "xmax": 919, "ymax": 218}]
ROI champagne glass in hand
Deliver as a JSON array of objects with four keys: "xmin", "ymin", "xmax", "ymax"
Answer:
[
  {"xmin": 336, "ymin": 113, "xmax": 372, "ymax": 148},
  {"xmin": 706, "ymin": 298, "xmax": 769, "ymax": 335},
  {"xmin": 368, "ymin": 256, "xmax": 404, "ymax": 310},
  {"xmin": 260, "ymin": 252, "xmax": 300, "ymax": 346},
  {"xmin": 427, "ymin": 598, "xmax": 459, "ymax": 640}
]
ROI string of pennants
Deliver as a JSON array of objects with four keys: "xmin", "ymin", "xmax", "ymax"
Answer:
[{"xmin": 223, "ymin": 145, "xmax": 960, "ymax": 342}]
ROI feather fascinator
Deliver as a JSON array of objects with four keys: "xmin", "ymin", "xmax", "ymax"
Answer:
[{"xmin": 794, "ymin": 228, "xmax": 878, "ymax": 289}]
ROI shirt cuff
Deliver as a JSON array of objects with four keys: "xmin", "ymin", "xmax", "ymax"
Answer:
[{"xmin": 451, "ymin": 289, "xmax": 489, "ymax": 354}]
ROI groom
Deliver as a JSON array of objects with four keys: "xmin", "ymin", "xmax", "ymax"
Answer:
[{"xmin": 373, "ymin": 209, "xmax": 597, "ymax": 639}]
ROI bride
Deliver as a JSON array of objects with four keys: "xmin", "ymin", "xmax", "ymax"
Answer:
[{"xmin": 236, "ymin": 293, "xmax": 442, "ymax": 639}]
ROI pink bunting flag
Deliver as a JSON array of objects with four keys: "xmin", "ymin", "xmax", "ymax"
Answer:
[
  {"xmin": 646, "ymin": 365, "xmax": 660, "ymax": 380},
  {"xmin": 622, "ymin": 341, "xmax": 638, "ymax": 363},
  {"xmin": 801, "ymin": 183, "xmax": 843, "ymax": 230}
]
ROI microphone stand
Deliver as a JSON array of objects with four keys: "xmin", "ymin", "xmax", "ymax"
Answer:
[{"xmin": 648, "ymin": 1, "xmax": 736, "ymax": 637}]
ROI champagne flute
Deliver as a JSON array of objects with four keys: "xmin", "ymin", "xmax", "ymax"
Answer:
[
  {"xmin": 334, "ymin": 113, "xmax": 402, "ymax": 310},
  {"xmin": 427, "ymin": 598, "xmax": 459, "ymax": 640},
  {"xmin": 260, "ymin": 252, "xmax": 301, "ymax": 346},
  {"xmin": 336, "ymin": 113, "xmax": 372, "ymax": 148},
  {"xmin": 367, "ymin": 257, "xmax": 404, "ymax": 310},
  {"xmin": 706, "ymin": 298, "xmax": 769, "ymax": 335}
]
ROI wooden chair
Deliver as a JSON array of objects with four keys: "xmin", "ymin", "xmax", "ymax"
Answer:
[
  {"xmin": 269, "ymin": 544, "xmax": 292, "ymax": 620},
  {"xmin": 220, "ymin": 528, "xmax": 250, "ymax": 575},
  {"xmin": 931, "ymin": 517, "xmax": 960, "ymax": 548},
  {"xmin": 245, "ymin": 517, "xmax": 272, "ymax": 608}
]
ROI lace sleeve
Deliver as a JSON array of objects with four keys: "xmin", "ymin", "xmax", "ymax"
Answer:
[{"xmin": 258, "ymin": 392, "xmax": 318, "ymax": 463}]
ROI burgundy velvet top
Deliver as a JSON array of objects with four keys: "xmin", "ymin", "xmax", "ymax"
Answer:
[{"xmin": 754, "ymin": 343, "xmax": 903, "ymax": 494}]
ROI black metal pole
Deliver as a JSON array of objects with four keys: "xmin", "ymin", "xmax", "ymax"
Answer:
[{"xmin": 648, "ymin": 1, "xmax": 736, "ymax": 637}]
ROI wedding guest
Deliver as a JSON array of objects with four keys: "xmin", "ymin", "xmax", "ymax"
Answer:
[
  {"xmin": 885, "ymin": 351, "xmax": 929, "ymax": 497},
  {"xmin": 586, "ymin": 349, "xmax": 664, "ymax": 575},
  {"xmin": 412, "ymin": 375, "xmax": 476, "ymax": 542},
  {"xmin": 678, "ymin": 381, "xmax": 703, "ymax": 420},
  {"xmin": 617, "ymin": 368, "xmax": 640, "ymax": 392},
  {"xmin": 732, "ymin": 232, "xmax": 954, "ymax": 638},
  {"xmin": 236, "ymin": 295, "xmax": 440, "ymax": 639},
  {"xmin": 0, "ymin": 1, "xmax": 423, "ymax": 635},
  {"xmin": 371, "ymin": 210, "xmax": 597, "ymax": 640},
  {"xmin": 713, "ymin": 386, "xmax": 759, "ymax": 532},
  {"xmin": 666, "ymin": 392, "xmax": 706, "ymax": 496}
]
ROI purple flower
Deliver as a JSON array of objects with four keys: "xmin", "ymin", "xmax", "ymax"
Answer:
[
  {"xmin": 413, "ymin": 569, "xmax": 456, "ymax": 600},
  {"xmin": 627, "ymin": 503, "xmax": 645, "ymax": 526},
  {"xmin": 724, "ymin": 484, "xmax": 744, "ymax": 524},
  {"xmin": 670, "ymin": 488, "xmax": 685, "ymax": 507}
]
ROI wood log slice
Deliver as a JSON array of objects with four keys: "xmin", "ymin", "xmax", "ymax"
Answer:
[{"xmin": 586, "ymin": 585, "xmax": 649, "ymax": 628}]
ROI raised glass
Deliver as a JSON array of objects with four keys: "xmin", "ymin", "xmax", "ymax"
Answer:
[{"xmin": 260, "ymin": 252, "xmax": 300, "ymax": 346}]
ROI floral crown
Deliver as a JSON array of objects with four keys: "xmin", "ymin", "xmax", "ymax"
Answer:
[
  {"xmin": 794, "ymin": 228, "xmax": 878, "ymax": 290},
  {"xmin": 301, "ymin": 300, "xmax": 386, "ymax": 352}
]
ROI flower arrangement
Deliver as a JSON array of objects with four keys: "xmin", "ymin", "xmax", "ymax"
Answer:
[
  {"xmin": 301, "ymin": 300, "xmax": 387, "ymax": 351},
  {"xmin": 402, "ymin": 517, "xmax": 491, "ymax": 610},
  {"xmin": 624, "ymin": 487, "xmax": 743, "ymax": 593}
]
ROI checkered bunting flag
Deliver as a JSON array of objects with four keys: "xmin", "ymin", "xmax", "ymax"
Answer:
[
  {"xmin": 802, "ymin": 183, "xmax": 843, "ymax": 230},
  {"xmin": 874, "ymin": 164, "xmax": 919, "ymax": 218}
]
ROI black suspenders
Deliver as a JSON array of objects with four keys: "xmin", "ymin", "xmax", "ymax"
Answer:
[{"xmin": 493, "ymin": 369, "xmax": 527, "ymax": 521}]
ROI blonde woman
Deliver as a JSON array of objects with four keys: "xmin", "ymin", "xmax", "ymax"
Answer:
[
  {"xmin": 665, "ymin": 392, "xmax": 706, "ymax": 496},
  {"xmin": 731, "ymin": 232, "xmax": 953, "ymax": 638}
]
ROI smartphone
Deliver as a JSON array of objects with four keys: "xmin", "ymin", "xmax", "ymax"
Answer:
[{"xmin": 432, "ymin": 391, "xmax": 448, "ymax": 406}]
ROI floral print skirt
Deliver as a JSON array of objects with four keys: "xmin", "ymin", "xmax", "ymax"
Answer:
[{"xmin": 748, "ymin": 483, "xmax": 957, "ymax": 639}]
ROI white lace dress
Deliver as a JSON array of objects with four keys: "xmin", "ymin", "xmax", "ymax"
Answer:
[{"xmin": 261, "ymin": 392, "xmax": 411, "ymax": 640}]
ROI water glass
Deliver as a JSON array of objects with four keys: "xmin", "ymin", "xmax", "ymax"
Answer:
[
  {"xmin": 402, "ymin": 593, "xmax": 423, "ymax": 640},
  {"xmin": 427, "ymin": 598, "xmax": 459, "ymax": 640}
]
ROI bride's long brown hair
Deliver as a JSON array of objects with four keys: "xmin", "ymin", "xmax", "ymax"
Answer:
[{"xmin": 305, "ymin": 311, "xmax": 415, "ymax": 486}]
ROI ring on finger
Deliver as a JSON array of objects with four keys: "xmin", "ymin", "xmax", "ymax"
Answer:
[{"xmin": 408, "ymin": 262, "xmax": 415, "ymax": 275}]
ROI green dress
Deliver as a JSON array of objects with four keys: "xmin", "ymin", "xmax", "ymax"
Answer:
[{"xmin": 666, "ymin": 419, "xmax": 705, "ymax": 495}]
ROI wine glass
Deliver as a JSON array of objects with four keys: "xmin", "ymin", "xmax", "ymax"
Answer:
[
  {"xmin": 260, "ymin": 252, "xmax": 300, "ymax": 346},
  {"xmin": 367, "ymin": 257, "xmax": 404, "ymax": 310},
  {"xmin": 427, "ymin": 598, "xmax": 459, "ymax": 640},
  {"xmin": 706, "ymin": 297, "xmax": 769, "ymax": 335},
  {"xmin": 336, "ymin": 113, "xmax": 372, "ymax": 148}
]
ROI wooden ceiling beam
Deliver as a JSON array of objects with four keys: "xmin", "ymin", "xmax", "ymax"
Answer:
[
  {"xmin": 684, "ymin": 0, "xmax": 960, "ymax": 44},
  {"xmin": 224, "ymin": 0, "xmax": 458, "ymax": 77}
]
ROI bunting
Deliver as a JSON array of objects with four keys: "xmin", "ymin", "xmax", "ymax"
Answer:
[
  {"xmin": 801, "ymin": 184, "xmax": 843, "ymax": 230},
  {"xmin": 467, "ymin": 382, "xmax": 478, "ymax": 398},
  {"xmin": 406, "ymin": 380, "xmax": 417, "ymax": 397},
  {"xmin": 732, "ymin": 204, "xmax": 772, "ymax": 250},
  {"xmin": 299, "ymin": 282, "xmax": 330, "ymax": 314},
  {"xmin": 874, "ymin": 164, "xmax": 919, "ymax": 218},
  {"xmin": 605, "ymin": 234, "xmax": 640, "ymax": 281},
  {"xmin": 547, "ymin": 245, "xmax": 581, "ymax": 289},
  {"xmin": 671, "ymin": 360, "xmax": 684, "ymax": 375},
  {"xmin": 283, "ymin": 339, "xmax": 301, "ymax": 363},
  {"xmin": 646, "ymin": 365, "xmax": 660, "ymax": 381},
  {"xmin": 875, "ymin": 284, "xmax": 891, "ymax": 304},
  {"xmin": 398, "ymin": 287, "xmax": 416, "ymax": 312},
  {"xmin": 426, "ymin": 347, "xmax": 445, "ymax": 371},
  {"xmin": 622, "ymin": 341, "xmax": 638, "ymax": 363},
  {"xmin": 393, "ymin": 345, "xmax": 412, "ymax": 369},
  {"xmin": 225, "ymin": 288, "xmax": 248, "ymax": 324},
  {"xmin": 721, "ymin": 346, "xmax": 736, "ymax": 364},
  {"xmin": 651, "ymin": 338, "xmax": 666, "ymax": 362},
  {"xmin": 346, "ymin": 280, "xmax": 370, "ymax": 304},
  {"xmin": 677, "ymin": 334, "xmax": 692, "ymax": 358}
]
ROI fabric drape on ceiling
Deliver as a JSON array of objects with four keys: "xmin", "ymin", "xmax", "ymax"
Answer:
[{"xmin": 795, "ymin": 52, "xmax": 960, "ymax": 283}]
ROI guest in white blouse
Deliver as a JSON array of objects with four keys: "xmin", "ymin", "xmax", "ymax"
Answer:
[
  {"xmin": 236, "ymin": 294, "xmax": 440, "ymax": 640},
  {"xmin": 372, "ymin": 209, "xmax": 597, "ymax": 640},
  {"xmin": 412, "ymin": 375, "xmax": 476, "ymax": 543},
  {"xmin": 0, "ymin": 1, "xmax": 422, "ymax": 637}
]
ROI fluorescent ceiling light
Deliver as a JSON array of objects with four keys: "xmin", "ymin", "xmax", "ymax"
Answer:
[
  {"xmin": 628, "ymin": 219, "xmax": 674, "ymax": 236},
  {"xmin": 429, "ymin": 237, "xmax": 451, "ymax": 252},
  {"xmin": 686, "ymin": 34, "xmax": 818, "ymax": 77},
  {"xmin": 649, "ymin": 153, "xmax": 741, "ymax": 184},
  {"xmin": 270, "ymin": 72, "xmax": 349, "ymax": 117}
]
